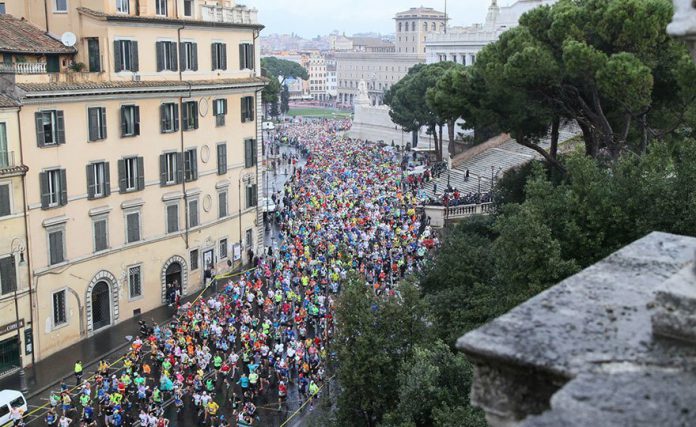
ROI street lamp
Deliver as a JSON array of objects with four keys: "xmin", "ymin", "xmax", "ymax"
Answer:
[{"xmin": 10, "ymin": 238, "xmax": 28, "ymax": 394}]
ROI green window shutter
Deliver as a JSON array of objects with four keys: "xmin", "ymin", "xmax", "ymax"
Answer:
[
  {"xmin": 136, "ymin": 157, "xmax": 145, "ymax": 191},
  {"xmin": 182, "ymin": 103, "xmax": 189, "ymax": 131},
  {"xmin": 211, "ymin": 43, "xmax": 217, "ymax": 70},
  {"xmin": 156, "ymin": 41, "xmax": 164, "ymax": 71},
  {"xmin": 86, "ymin": 163, "xmax": 95, "ymax": 199},
  {"xmin": 251, "ymin": 139, "xmax": 257, "ymax": 166},
  {"xmin": 175, "ymin": 152, "xmax": 183, "ymax": 184},
  {"xmin": 55, "ymin": 110, "xmax": 65, "ymax": 145},
  {"xmin": 131, "ymin": 41, "xmax": 139, "ymax": 71},
  {"xmin": 191, "ymin": 42, "xmax": 198, "ymax": 71},
  {"xmin": 133, "ymin": 106, "xmax": 140, "ymax": 135},
  {"xmin": 99, "ymin": 107, "xmax": 107, "ymax": 139},
  {"xmin": 160, "ymin": 104, "xmax": 167, "ymax": 133},
  {"xmin": 159, "ymin": 154, "xmax": 167, "ymax": 186},
  {"xmin": 103, "ymin": 161, "xmax": 111, "ymax": 196},
  {"xmin": 35, "ymin": 112, "xmax": 45, "ymax": 147},
  {"xmin": 88, "ymin": 107, "xmax": 98, "ymax": 141},
  {"xmin": 39, "ymin": 171, "xmax": 50, "ymax": 209},
  {"xmin": 114, "ymin": 40, "xmax": 122, "ymax": 72},
  {"xmin": 173, "ymin": 103, "xmax": 179, "ymax": 132},
  {"xmin": 118, "ymin": 159, "xmax": 126, "ymax": 193},
  {"xmin": 59, "ymin": 169, "xmax": 68, "ymax": 206},
  {"xmin": 220, "ymin": 43, "xmax": 227, "ymax": 70},
  {"xmin": 170, "ymin": 42, "xmax": 178, "ymax": 71}
]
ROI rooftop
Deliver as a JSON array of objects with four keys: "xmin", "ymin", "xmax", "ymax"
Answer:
[
  {"xmin": 77, "ymin": 7, "xmax": 264, "ymax": 30},
  {"xmin": 0, "ymin": 94, "xmax": 20, "ymax": 108},
  {"xmin": 0, "ymin": 15, "xmax": 76, "ymax": 55},
  {"xmin": 395, "ymin": 7, "xmax": 445, "ymax": 18},
  {"xmin": 15, "ymin": 77, "xmax": 266, "ymax": 97}
]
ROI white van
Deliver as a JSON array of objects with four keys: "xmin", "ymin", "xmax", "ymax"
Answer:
[{"xmin": 0, "ymin": 390, "xmax": 27, "ymax": 426}]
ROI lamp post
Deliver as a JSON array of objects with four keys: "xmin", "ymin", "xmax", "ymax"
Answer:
[{"xmin": 10, "ymin": 238, "xmax": 27, "ymax": 394}]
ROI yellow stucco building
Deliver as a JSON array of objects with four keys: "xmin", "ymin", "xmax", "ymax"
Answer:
[{"xmin": 0, "ymin": 0, "xmax": 265, "ymax": 366}]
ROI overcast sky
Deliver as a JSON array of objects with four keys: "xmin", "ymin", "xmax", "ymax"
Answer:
[{"xmin": 242, "ymin": 0, "xmax": 504, "ymax": 37}]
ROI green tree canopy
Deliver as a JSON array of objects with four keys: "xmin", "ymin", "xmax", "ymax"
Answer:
[
  {"xmin": 461, "ymin": 0, "xmax": 696, "ymax": 166},
  {"xmin": 385, "ymin": 62, "xmax": 456, "ymax": 160},
  {"xmin": 261, "ymin": 56, "xmax": 309, "ymax": 84}
]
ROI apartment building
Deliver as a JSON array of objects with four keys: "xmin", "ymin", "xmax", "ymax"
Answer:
[
  {"xmin": 306, "ymin": 52, "xmax": 326, "ymax": 101},
  {"xmin": 0, "ymin": 0, "xmax": 264, "ymax": 364},
  {"xmin": 336, "ymin": 7, "xmax": 445, "ymax": 106}
]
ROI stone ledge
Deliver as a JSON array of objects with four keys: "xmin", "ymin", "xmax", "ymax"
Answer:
[
  {"xmin": 651, "ymin": 262, "xmax": 696, "ymax": 344},
  {"xmin": 457, "ymin": 232, "xmax": 696, "ymax": 426}
]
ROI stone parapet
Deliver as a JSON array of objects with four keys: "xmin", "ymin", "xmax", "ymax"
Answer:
[{"xmin": 457, "ymin": 232, "xmax": 696, "ymax": 426}]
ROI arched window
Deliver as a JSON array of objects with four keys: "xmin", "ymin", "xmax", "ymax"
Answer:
[
  {"xmin": 423, "ymin": 22, "xmax": 428, "ymax": 31},
  {"xmin": 432, "ymin": 22, "xmax": 436, "ymax": 31},
  {"xmin": 411, "ymin": 22, "xmax": 416, "ymax": 31},
  {"xmin": 398, "ymin": 22, "xmax": 402, "ymax": 32}
]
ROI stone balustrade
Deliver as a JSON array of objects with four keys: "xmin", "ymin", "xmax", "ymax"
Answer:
[
  {"xmin": 200, "ymin": 4, "xmax": 258, "ymax": 25},
  {"xmin": 423, "ymin": 202, "xmax": 494, "ymax": 227},
  {"xmin": 0, "ymin": 62, "xmax": 47, "ymax": 74}
]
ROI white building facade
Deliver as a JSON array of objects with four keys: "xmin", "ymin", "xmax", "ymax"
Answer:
[
  {"xmin": 336, "ymin": 7, "xmax": 446, "ymax": 106},
  {"xmin": 426, "ymin": 0, "xmax": 558, "ymax": 65}
]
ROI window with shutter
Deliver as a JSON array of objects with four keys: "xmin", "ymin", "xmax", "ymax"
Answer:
[
  {"xmin": 166, "ymin": 204, "xmax": 179, "ymax": 233},
  {"xmin": 188, "ymin": 199, "xmax": 199, "ymax": 227},
  {"xmin": 184, "ymin": 149, "xmax": 197, "ymax": 182},
  {"xmin": 0, "ymin": 184, "xmax": 10, "ymax": 217},
  {"xmin": 0, "ymin": 255, "xmax": 17, "ymax": 295},
  {"xmin": 218, "ymin": 191, "xmax": 228, "ymax": 218},
  {"xmin": 48, "ymin": 229, "xmax": 65, "ymax": 265},
  {"xmin": 217, "ymin": 144, "xmax": 227, "ymax": 175},
  {"xmin": 121, "ymin": 105, "xmax": 139, "ymax": 137},
  {"xmin": 126, "ymin": 212, "xmax": 140, "ymax": 243},
  {"xmin": 244, "ymin": 139, "xmax": 252, "ymax": 168},
  {"xmin": 136, "ymin": 156, "xmax": 145, "ymax": 190},
  {"xmin": 58, "ymin": 169, "xmax": 68, "ymax": 206},
  {"xmin": 86, "ymin": 163, "xmax": 95, "ymax": 199},
  {"xmin": 93, "ymin": 218, "xmax": 108, "ymax": 252}
]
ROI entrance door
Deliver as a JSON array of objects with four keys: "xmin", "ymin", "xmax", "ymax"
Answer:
[
  {"xmin": 165, "ymin": 262, "xmax": 182, "ymax": 301},
  {"xmin": 91, "ymin": 281, "xmax": 111, "ymax": 331},
  {"xmin": 46, "ymin": 55, "xmax": 60, "ymax": 73},
  {"xmin": 0, "ymin": 336, "xmax": 19, "ymax": 374},
  {"xmin": 203, "ymin": 249, "xmax": 214, "ymax": 271}
]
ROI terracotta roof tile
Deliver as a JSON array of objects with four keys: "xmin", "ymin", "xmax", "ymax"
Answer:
[
  {"xmin": 16, "ymin": 77, "xmax": 267, "ymax": 94},
  {"xmin": 0, "ymin": 94, "xmax": 20, "ymax": 108},
  {"xmin": 0, "ymin": 14, "xmax": 77, "ymax": 54}
]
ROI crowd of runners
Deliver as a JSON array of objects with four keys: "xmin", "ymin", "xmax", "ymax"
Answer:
[{"xmin": 40, "ymin": 118, "xmax": 438, "ymax": 427}]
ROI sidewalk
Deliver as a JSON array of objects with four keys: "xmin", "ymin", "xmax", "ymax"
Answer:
[{"xmin": 0, "ymin": 266, "xmax": 248, "ymax": 398}]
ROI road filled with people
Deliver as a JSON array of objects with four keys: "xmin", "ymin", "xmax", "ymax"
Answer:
[{"xmin": 36, "ymin": 119, "xmax": 438, "ymax": 427}]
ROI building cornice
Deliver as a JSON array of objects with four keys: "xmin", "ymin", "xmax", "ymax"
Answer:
[
  {"xmin": 77, "ymin": 7, "xmax": 264, "ymax": 31},
  {"xmin": 15, "ymin": 77, "xmax": 267, "ymax": 102}
]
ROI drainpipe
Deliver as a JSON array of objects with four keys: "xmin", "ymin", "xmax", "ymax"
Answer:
[
  {"xmin": 176, "ymin": 23, "xmax": 190, "ymax": 249},
  {"xmin": 42, "ymin": 0, "xmax": 50, "ymax": 33},
  {"xmin": 17, "ymin": 106, "xmax": 36, "ymax": 366}
]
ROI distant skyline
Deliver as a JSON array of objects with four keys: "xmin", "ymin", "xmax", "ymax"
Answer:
[{"xmin": 242, "ymin": 0, "xmax": 505, "ymax": 38}]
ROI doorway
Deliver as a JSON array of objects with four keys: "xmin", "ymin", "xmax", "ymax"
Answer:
[
  {"xmin": 0, "ymin": 336, "xmax": 19, "ymax": 374},
  {"xmin": 91, "ymin": 281, "xmax": 111, "ymax": 330},
  {"xmin": 165, "ymin": 262, "xmax": 182, "ymax": 302},
  {"xmin": 46, "ymin": 55, "xmax": 60, "ymax": 73},
  {"xmin": 203, "ymin": 249, "xmax": 214, "ymax": 271}
]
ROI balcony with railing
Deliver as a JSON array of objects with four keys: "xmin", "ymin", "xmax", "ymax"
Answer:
[
  {"xmin": 200, "ymin": 3, "xmax": 258, "ymax": 25},
  {"xmin": 0, "ymin": 62, "xmax": 47, "ymax": 74}
]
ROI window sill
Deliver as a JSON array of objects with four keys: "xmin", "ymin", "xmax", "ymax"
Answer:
[
  {"xmin": 128, "ymin": 294, "xmax": 144, "ymax": 302},
  {"xmin": 53, "ymin": 10, "xmax": 68, "ymax": 14},
  {"xmin": 48, "ymin": 260, "xmax": 68, "ymax": 269},
  {"xmin": 51, "ymin": 322, "xmax": 69, "ymax": 332}
]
